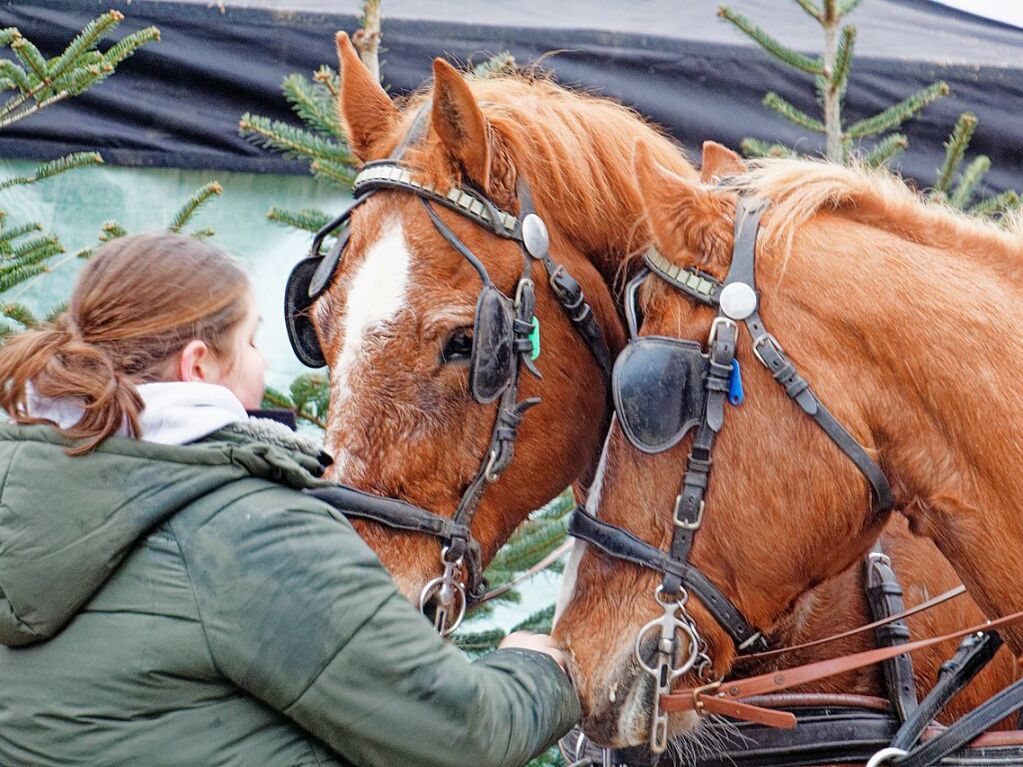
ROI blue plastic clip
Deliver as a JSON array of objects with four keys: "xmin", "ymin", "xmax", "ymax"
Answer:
[{"xmin": 729, "ymin": 358, "xmax": 744, "ymax": 406}]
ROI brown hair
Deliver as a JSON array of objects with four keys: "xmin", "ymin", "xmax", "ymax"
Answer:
[{"xmin": 0, "ymin": 232, "xmax": 250, "ymax": 454}]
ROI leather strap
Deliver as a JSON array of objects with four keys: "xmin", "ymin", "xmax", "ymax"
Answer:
[
  {"xmin": 865, "ymin": 545, "xmax": 919, "ymax": 722},
  {"xmin": 890, "ymin": 631, "xmax": 1003, "ymax": 752},
  {"xmin": 896, "ymin": 673, "xmax": 1023, "ymax": 767},
  {"xmin": 661, "ymin": 608, "xmax": 1023, "ymax": 718},
  {"xmin": 567, "ymin": 508, "xmax": 766, "ymax": 652},
  {"xmin": 742, "ymin": 585, "xmax": 966, "ymax": 663}
]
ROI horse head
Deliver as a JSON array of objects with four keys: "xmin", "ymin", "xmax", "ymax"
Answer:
[
  {"xmin": 313, "ymin": 33, "xmax": 628, "ymax": 613},
  {"xmin": 554, "ymin": 142, "xmax": 896, "ymax": 747}
]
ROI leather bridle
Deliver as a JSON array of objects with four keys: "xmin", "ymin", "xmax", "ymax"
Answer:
[
  {"xmin": 567, "ymin": 195, "xmax": 895, "ymax": 752},
  {"xmin": 289, "ymin": 106, "xmax": 613, "ymax": 635}
]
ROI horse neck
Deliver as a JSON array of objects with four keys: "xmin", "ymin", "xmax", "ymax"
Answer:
[{"xmin": 772, "ymin": 211, "xmax": 1023, "ymax": 651}]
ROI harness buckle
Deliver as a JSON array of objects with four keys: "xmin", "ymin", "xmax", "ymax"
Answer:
[
  {"xmin": 752, "ymin": 331, "xmax": 784, "ymax": 367},
  {"xmin": 691, "ymin": 680, "xmax": 722, "ymax": 717},
  {"xmin": 484, "ymin": 449, "xmax": 501, "ymax": 483},
  {"xmin": 673, "ymin": 495, "xmax": 705, "ymax": 530},
  {"xmin": 708, "ymin": 316, "xmax": 737, "ymax": 348},
  {"xmin": 867, "ymin": 549, "xmax": 893, "ymax": 569}
]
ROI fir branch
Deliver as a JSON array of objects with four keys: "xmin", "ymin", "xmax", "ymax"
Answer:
[
  {"xmin": 0, "ymin": 152, "xmax": 102, "ymax": 190},
  {"xmin": 740, "ymin": 137, "xmax": 797, "ymax": 158},
  {"xmin": 308, "ymin": 157, "xmax": 358, "ymax": 185},
  {"xmin": 717, "ymin": 7, "xmax": 824, "ymax": 75},
  {"xmin": 452, "ymin": 627, "xmax": 506, "ymax": 653},
  {"xmin": 0, "ymin": 28, "xmax": 20, "ymax": 48},
  {"xmin": 262, "ymin": 385, "xmax": 293, "ymax": 410},
  {"xmin": 934, "ymin": 112, "xmax": 977, "ymax": 195},
  {"xmin": 9, "ymin": 235, "xmax": 61, "ymax": 264},
  {"xmin": 511, "ymin": 604, "xmax": 556, "ymax": 634},
  {"xmin": 313, "ymin": 66, "xmax": 340, "ymax": 99},
  {"xmin": 831, "ymin": 25, "xmax": 855, "ymax": 99},
  {"xmin": 100, "ymin": 26, "xmax": 160, "ymax": 70},
  {"xmin": 1, "ymin": 302, "xmax": 37, "ymax": 327},
  {"xmin": 0, "ymin": 221, "xmax": 42, "ymax": 246},
  {"xmin": 794, "ymin": 0, "xmax": 822, "ymax": 21},
  {"xmin": 762, "ymin": 92, "xmax": 824, "ymax": 132},
  {"xmin": 45, "ymin": 301, "xmax": 68, "ymax": 323},
  {"xmin": 949, "ymin": 155, "xmax": 989, "ymax": 210},
  {"xmin": 968, "ymin": 189, "xmax": 1020, "ymax": 218},
  {"xmin": 266, "ymin": 206, "xmax": 332, "ymax": 233},
  {"xmin": 846, "ymin": 81, "xmax": 950, "ymax": 139},
  {"xmin": 100, "ymin": 220, "xmax": 128, "ymax": 241},
  {"xmin": 488, "ymin": 516, "xmax": 569, "ymax": 574},
  {"xmin": 48, "ymin": 10, "xmax": 124, "ymax": 82},
  {"xmin": 168, "ymin": 182, "xmax": 223, "ymax": 233},
  {"xmin": 282, "ymin": 73, "xmax": 347, "ymax": 140},
  {"xmin": 0, "ymin": 263, "xmax": 47, "ymax": 293},
  {"xmin": 470, "ymin": 52, "xmax": 516, "ymax": 79},
  {"xmin": 239, "ymin": 113, "xmax": 356, "ymax": 170},
  {"xmin": 10, "ymin": 37, "xmax": 49, "ymax": 82},
  {"xmin": 862, "ymin": 133, "xmax": 907, "ymax": 168},
  {"xmin": 837, "ymin": 0, "xmax": 864, "ymax": 15},
  {"xmin": 310, "ymin": 159, "xmax": 357, "ymax": 186},
  {"xmin": 0, "ymin": 61, "xmax": 31, "ymax": 95}
]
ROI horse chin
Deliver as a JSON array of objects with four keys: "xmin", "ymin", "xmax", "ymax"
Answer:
[{"xmin": 581, "ymin": 660, "xmax": 700, "ymax": 750}]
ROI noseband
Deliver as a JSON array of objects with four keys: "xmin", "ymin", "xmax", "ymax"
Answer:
[
  {"xmin": 568, "ymin": 195, "xmax": 894, "ymax": 752},
  {"xmin": 287, "ymin": 106, "xmax": 613, "ymax": 635}
]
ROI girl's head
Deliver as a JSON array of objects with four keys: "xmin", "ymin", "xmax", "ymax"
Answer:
[{"xmin": 0, "ymin": 232, "xmax": 265, "ymax": 454}]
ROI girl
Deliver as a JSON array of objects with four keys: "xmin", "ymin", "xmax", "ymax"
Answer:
[{"xmin": 0, "ymin": 232, "xmax": 578, "ymax": 766}]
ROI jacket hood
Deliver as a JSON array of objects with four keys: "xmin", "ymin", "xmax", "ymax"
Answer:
[{"xmin": 0, "ymin": 418, "xmax": 332, "ymax": 648}]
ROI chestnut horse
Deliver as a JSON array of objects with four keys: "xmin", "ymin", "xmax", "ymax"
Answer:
[
  {"xmin": 553, "ymin": 143, "xmax": 1023, "ymax": 748},
  {"xmin": 320, "ymin": 33, "xmax": 1013, "ymax": 752}
]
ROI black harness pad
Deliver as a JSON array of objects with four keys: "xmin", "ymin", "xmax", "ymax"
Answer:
[
  {"xmin": 470, "ymin": 286, "xmax": 516, "ymax": 404},
  {"xmin": 612, "ymin": 336, "xmax": 708, "ymax": 454}
]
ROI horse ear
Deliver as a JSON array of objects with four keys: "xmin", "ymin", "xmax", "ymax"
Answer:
[
  {"xmin": 634, "ymin": 141, "xmax": 733, "ymax": 273},
  {"xmin": 336, "ymin": 31, "xmax": 400, "ymax": 161},
  {"xmin": 431, "ymin": 58, "xmax": 492, "ymax": 189},
  {"xmin": 700, "ymin": 141, "xmax": 746, "ymax": 183}
]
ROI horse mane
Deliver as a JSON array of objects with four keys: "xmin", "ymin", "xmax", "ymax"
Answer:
[
  {"xmin": 403, "ymin": 72, "xmax": 696, "ymax": 278},
  {"xmin": 732, "ymin": 158, "xmax": 1023, "ymax": 268}
]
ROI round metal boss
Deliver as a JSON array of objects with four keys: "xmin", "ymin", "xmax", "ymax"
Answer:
[
  {"xmin": 719, "ymin": 282, "xmax": 758, "ymax": 320},
  {"xmin": 522, "ymin": 213, "xmax": 550, "ymax": 259}
]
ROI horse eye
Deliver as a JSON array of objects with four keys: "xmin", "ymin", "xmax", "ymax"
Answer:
[{"xmin": 441, "ymin": 328, "xmax": 474, "ymax": 364}]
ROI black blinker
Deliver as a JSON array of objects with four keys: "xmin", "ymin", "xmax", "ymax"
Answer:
[{"xmin": 469, "ymin": 286, "xmax": 516, "ymax": 404}]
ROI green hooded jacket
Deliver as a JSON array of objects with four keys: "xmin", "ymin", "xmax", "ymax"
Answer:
[{"xmin": 0, "ymin": 420, "xmax": 579, "ymax": 766}]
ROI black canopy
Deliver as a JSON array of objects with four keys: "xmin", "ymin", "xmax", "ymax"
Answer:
[{"xmin": 1, "ymin": 0, "xmax": 1021, "ymax": 195}]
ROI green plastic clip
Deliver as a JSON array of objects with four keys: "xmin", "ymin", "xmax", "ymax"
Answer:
[{"xmin": 529, "ymin": 316, "xmax": 540, "ymax": 360}]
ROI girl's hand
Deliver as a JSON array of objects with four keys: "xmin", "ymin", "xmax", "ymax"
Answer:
[{"xmin": 499, "ymin": 631, "xmax": 570, "ymax": 673}]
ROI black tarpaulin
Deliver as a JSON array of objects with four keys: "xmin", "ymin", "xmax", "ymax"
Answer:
[{"xmin": 0, "ymin": 0, "xmax": 1020, "ymax": 195}]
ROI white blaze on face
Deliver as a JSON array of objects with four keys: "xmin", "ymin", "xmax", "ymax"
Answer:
[
  {"xmin": 328, "ymin": 217, "xmax": 412, "ymax": 473},
  {"xmin": 554, "ymin": 417, "xmax": 617, "ymax": 625}
]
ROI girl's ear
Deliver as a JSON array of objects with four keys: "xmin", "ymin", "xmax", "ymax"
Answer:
[{"xmin": 177, "ymin": 340, "xmax": 217, "ymax": 384}]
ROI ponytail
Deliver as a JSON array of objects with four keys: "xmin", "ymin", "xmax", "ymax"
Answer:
[{"xmin": 0, "ymin": 232, "xmax": 248, "ymax": 454}]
